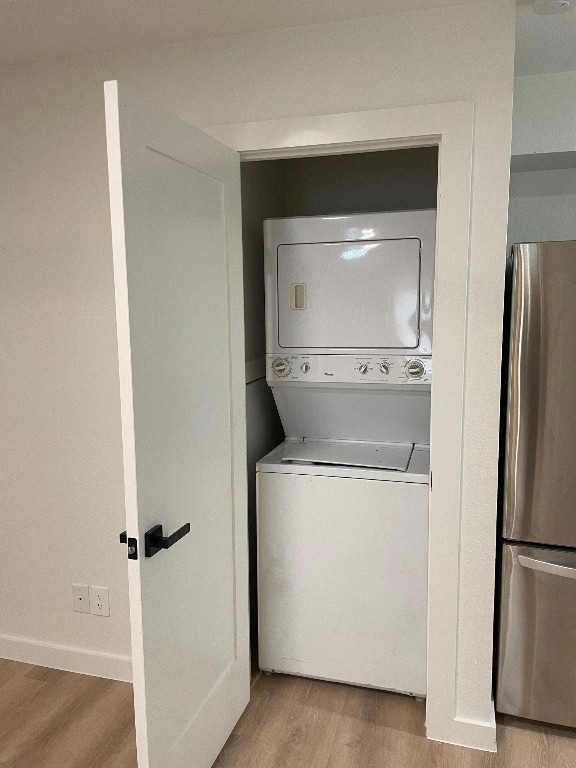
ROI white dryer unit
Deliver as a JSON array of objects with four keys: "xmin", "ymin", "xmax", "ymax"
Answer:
[
  {"xmin": 265, "ymin": 210, "xmax": 435, "ymax": 357},
  {"xmin": 264, "ymin": 210, "xmax": 436, "ymax": 445},
  {"xmin": 257, "ymin": 442, "xmax": 429, "ymax": 696}
]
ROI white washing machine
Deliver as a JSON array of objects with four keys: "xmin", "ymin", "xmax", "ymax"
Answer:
[
  {"xmin": 258, "ymin": 211, "xmax": 435, "ymax": 695},
  {"xmin": 257, "ymin": 441, "xmax": 429, "ymax": 696}
]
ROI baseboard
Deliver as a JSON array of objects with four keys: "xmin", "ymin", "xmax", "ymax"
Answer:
[
  {"xmin": 426, "ymin": 704, "xmax": 497, "ymax": 752},
  {"xmin": 0, "ymin": 633, "xmax": 132, "ymax": 682}
]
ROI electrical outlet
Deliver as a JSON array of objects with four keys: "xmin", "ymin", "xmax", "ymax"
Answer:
[
  {"xmin": 72, "ymin": 584, "xmax": 90, "ymax": 614},
  {"xmin": 89, "ymin": 586, "xmax": 110, "ymax": 617}
]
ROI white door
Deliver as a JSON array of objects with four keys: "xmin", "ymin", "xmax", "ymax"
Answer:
[{"xmin": 104, "ymin": 81, "xmax": 249, "ymax": 768}]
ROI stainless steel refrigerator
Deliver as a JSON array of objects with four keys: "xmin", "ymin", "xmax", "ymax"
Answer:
[{"xmin": 497, "ymin": 241, "xmax": 576, "ymax": 727}]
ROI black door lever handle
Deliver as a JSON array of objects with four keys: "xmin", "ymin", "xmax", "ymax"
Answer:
[{"xmin": 144, "ymin": 522, "xmax": 191, "ymax": 558}]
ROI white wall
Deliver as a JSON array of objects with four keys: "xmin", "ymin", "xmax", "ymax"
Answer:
[
  {"xmin": 240, "ymin": 156, "xmax": 286, "ymax": 653},
  {"xmin": 245, "ymin": 378, "xmax": 283, "ymax": 650},
  {"xmin": 276, "ymin": 148, "xmax": 438, "ymax": 217},
  {"xmin": 512, "ymin": 72, "xmax": 576, "ymax": 157},
  {"xmin": 0, "ymin": 80, "xmax": 132, "ymax": 679},
  {"xmin": 240, "ymin": 160, "xmax": 285, "ymax": 365},
  {"xmin": 509, "ymin": 71, "xmax": 576, "ymax": 248},
  {"xmin": 0, "ymin": 0, "xmax": 515, "ymax": 745},
  {"xmin": 508, "ymin": 169, "xmax": 576, "ymax": 246}
]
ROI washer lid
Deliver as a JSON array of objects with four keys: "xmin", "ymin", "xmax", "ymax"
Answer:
[{"xmin": 280, "ymin": 440, "xmax": 413, "ymax": 471}]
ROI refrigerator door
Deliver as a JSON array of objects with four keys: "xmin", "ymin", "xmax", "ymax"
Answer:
[
  {"xmin": 497, "ymin": 543, "xmax": 576, "ymax": 727},
  {"xmin": 504, "ymin": 241, "xmax": 576, "ymax": 548}
]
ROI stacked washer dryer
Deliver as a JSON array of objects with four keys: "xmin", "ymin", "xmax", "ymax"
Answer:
[{"xmin": 257, "ymin": 210, "xmax": 435, "ymax": 697}]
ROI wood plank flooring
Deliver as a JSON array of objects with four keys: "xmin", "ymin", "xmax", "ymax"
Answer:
[
  {"xmin": 0, "ymin": 659, "xmax": 136, "ymax": 768},
  {"xmin": 2, "ymin": 658, "xmax": 576, "ymax": 767},
  {"xmin": 215, "ymin": 673, "xmax": 576, "ymax": 768}
]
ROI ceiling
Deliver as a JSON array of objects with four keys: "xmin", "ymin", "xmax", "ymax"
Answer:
[
  {"xmin": 0, "ymin": 0, "xmax": 485, "ymax": 69},
  {"xmin": 0, "ymin": 0, "xmax": 574, "ymax": 75}
]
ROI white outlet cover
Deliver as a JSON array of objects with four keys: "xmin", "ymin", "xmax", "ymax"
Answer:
[
  {"xmin": 89, "ymin": 586, "xmax": 110, "ymax": 617},
  {"xmin": 72, "ymin": 584, "xmax": 90, "ymax": 614}
]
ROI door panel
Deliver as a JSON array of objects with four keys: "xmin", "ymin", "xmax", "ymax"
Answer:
[
  {"xmin": 104, "ymin": 81, "xmax": 249, "ymax": 768},
  {"xmin": 505, "ymin": 242, "xmax": 576, "ymax": 547}
]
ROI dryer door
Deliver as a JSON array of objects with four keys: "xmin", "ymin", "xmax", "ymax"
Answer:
[{"xmin": 277, "ymin": 238, "xmax": 421, "ymax": 350}]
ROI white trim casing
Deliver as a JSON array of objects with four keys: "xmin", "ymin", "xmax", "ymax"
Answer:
[
  {"xmin": 205, "ymin": 102, "xmax": 498, "ymax": 752},
  {"xmin": 0, "ymin": 632, "xmax": 132, "ymax": 682}
]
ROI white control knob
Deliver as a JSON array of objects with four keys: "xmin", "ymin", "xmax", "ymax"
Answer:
[
  {"xmin": 406, "ymin": 359, "xmax": 425, "ymax": 379},
  {"xmin": 379, "ymin": 362, "xmax": 390, "ymax": 374},
  {"xmin": 301, "ymin": 362, "xmax": 311, "ymax": 373},
  {"xmin": 359, "ymin": 363, "xmax": 369, "ymax": 375},
  {"xmin": 272, "ymin": 357, "xmax": 291, "ymax": 377}
]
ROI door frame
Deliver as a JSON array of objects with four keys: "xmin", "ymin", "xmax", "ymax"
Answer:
[{"xmin": 205, "ymin": 101, "xmax": 498, "ymax": 752}]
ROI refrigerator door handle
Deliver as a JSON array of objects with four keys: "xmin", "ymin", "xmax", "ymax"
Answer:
[
  {"xmin": 505, "ymin": 246, "xmax": 541, "ymax": 534},
  {"xmin": 518, "ymin": 555, "xmax": 576, "ymax": 580}
]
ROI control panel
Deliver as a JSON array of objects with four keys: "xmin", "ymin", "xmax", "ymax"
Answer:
[{"xmin": 267, "ymin": 354, "xmax": 432, "ymax": 385}]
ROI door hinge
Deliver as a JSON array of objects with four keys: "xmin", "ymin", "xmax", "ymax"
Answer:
[
  {"xmin": 119, "ymin": 530, "xmax": 138, "ymax": 560},
  {"xmin": 430, "ymin": 470, "xmax": 432, "ymax": 491}
]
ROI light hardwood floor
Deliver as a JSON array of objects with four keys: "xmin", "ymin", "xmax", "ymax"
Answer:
[
  {"xmin": 0, "ymin": 659, "xmax": 136, "ymax": 768},
  {"xmin": 2, "ymin": 659, "xmax": 576, "ymax": 767}
]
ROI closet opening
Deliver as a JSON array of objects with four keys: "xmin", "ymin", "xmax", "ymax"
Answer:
[{"xmin": 240, "ymin": 146, "xmax": 439, "ymax": 693}]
